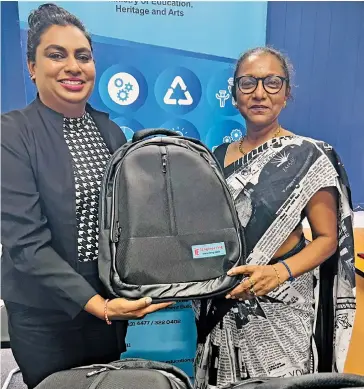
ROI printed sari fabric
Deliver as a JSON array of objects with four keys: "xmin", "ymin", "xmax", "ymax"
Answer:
[{"xmin": 193, "ymin": 136, "xmax": 356, "ymax": 389}]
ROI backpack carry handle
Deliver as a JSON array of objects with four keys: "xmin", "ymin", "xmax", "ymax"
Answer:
[{"xmin": 132, "ymin": 128, "xmax": 180, "ymax": 143}]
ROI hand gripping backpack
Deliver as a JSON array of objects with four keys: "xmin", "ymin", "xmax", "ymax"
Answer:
[{"xmin": 98, "ymin": 129, "xmax": 245, "ymax": 302}]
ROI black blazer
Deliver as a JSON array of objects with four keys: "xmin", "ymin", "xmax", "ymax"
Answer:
[{"xmin": 1, "ymin": 97, "xmax": 127, "ymax": 319}]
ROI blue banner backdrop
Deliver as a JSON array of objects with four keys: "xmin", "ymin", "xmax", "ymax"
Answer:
[{"xmin": 18, "ymin": 1, "xmax": 267, "ymax": 379}]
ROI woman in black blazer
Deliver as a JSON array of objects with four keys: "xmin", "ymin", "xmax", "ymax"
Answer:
[{"xmin": 1, "ymin": 4, "xmax": 171, "ymax": 388}]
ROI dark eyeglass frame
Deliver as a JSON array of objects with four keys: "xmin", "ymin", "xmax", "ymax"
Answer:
[{"xmin": 235, "ymin": 75, "xmax": 288, "ymax": 95}]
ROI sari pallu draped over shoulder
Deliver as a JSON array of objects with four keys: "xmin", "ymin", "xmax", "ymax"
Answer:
[{"xmin": 193, "ymin": 135, "xmax": 356, "ymax": 389}]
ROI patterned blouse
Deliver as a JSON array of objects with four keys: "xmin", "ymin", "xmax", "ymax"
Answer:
[{"xmin": 63, "ymin": 112, "xmax": 111, "ymax": 262}]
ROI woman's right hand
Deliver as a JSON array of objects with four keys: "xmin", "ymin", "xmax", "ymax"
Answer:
[
  {"xmin": 107, "ymin": 296, "xmax": 173, "ymax": 320},
  {"xmin": 85, "ymin": 294, "xmax": 173, "ymax": 321}
]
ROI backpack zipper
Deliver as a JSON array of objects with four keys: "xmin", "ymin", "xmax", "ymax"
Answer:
[
  {"xmin": 110, "ymin": 163, "xmax": 123, "ymax": 243},
  {"xmin": 161, "ymin": 147, "xmax": 176, "ymax": 235}
]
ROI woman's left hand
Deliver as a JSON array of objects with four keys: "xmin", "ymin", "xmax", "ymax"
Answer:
[{"xmin": 226, "ymin": 264, "xmax": 287, "ymax": 300}]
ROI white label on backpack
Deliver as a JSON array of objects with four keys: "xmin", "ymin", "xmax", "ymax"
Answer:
[{"xmin": 192, "ymin": 242, "xmax": 226, "ymax": 258}]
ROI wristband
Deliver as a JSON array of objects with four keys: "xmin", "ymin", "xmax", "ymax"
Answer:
[{"xmin": 279, "ymin": 260, "xmax": 295, "ymax": 282}]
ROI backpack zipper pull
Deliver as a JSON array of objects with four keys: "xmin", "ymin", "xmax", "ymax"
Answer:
[
  {"xmin": 162, "ymin": 155, "xmax": 167, "ymax": 173},
  {"xmin": 86, "ymin": 364, "xmax": 120, "ymax": 377},
  {"xmin": 87, "ymin": 367, "xmax": 108, "ymax": 377},
  {"xmin": 112, "ymin": 221, "xmax": 121, "ymax": 242}
]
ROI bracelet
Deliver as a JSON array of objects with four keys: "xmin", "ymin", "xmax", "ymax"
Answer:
[
  {"xmin": 279, "ymin": 260, "xmax": 295, "ymax": 282},
  {"xmin": 272, "ymin": 264, "xmax": 281, "ymax": 287},
  {"xmin": 104, "ymin": 299, "xmax": 112, "ymax": 325}
]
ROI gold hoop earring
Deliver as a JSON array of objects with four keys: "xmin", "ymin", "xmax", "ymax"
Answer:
[{"xmin": 283, "ymin": 101, "xmax": 287, "ymax": 108}]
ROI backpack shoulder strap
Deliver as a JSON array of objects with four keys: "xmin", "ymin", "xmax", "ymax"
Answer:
[{"xmin": 213, "ymin": 143, "xmax": 229, "ymax": 170}]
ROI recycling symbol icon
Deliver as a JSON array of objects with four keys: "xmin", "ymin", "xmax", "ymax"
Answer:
[{"xmin": 163, "ymin": 76, "xmax": 193, "ymax": 106}]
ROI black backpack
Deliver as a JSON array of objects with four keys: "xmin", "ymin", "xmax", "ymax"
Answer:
[
  {"xmin": 98, "ymin": 129, "xmax": 245, "ymax": 302},
  {"xmin": 34, "ymin": 359, "xmax": 192, "ymax": 389}
]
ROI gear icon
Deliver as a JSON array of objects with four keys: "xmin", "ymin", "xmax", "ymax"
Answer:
[
  {"xmin": 114, "ymin": 78, "xmax": 124, "ymax": 88},
  {"xmin": 117, "ymin": 89, "xmax": 129, "ymax": 102},
  {"xmin": 124, "ymin": 82, "xmax": 133, "ymax": 92},
  {"xmin": 223, "ymin": 136, "xmax": 232, "ymax": 144},
  {"xmin": 231, "ymin": 129, "xmax": 243, "ymax": 141}
]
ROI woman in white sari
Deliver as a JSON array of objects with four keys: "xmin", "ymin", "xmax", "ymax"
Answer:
[{"xmin": 193, "ymin": 47, "xmax": 356, "ymax": 389}]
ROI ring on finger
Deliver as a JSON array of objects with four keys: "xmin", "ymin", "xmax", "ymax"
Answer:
[
  {"xmin": 248, "ymin": 278, "xmax": 255, "ymax": 288},
  {"xmin": 249, "ymin": 286, "xmax": 257, "ymax": 296},
  {"xmin": 248, "ymin": 278, "xmax": 256, "ymax": 296}
]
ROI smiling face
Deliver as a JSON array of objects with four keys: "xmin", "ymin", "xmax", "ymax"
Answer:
[
  {"xmin": 234, "ymin": 53, "xmax": 290, "ymax": 129},
  {"xmin": 27, "ymin": 24, "xmax": 95, "ymax": 116}
]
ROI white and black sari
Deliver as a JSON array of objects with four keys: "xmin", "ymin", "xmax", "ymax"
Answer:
[{"xmin": 193, "ymin": 135, "xmax": 356, "ymax": 389}]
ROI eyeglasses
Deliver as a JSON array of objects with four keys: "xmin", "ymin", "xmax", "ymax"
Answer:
[{"xmin": 235, "ymin": 75, "xmax": 287, "ymax": 95}]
